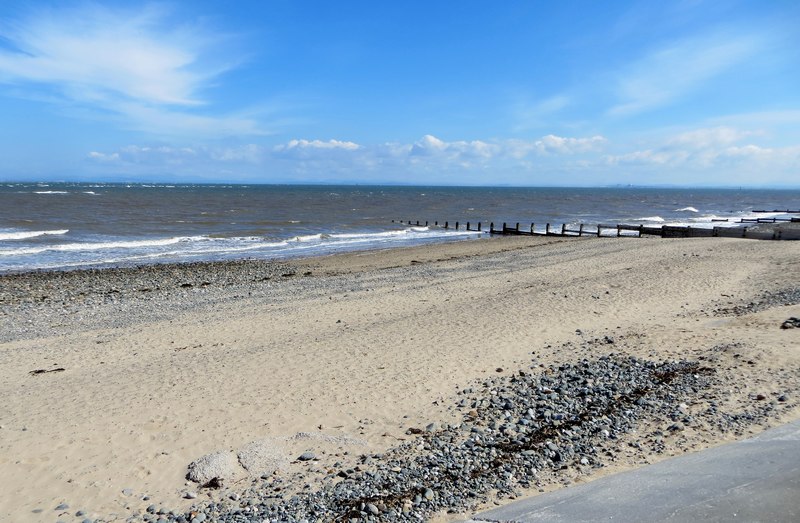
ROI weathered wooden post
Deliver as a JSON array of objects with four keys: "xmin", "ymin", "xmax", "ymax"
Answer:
[
  {"xmin": 444, "ymin": 221, "xmax": 448, "ymax": 229},
  {"xmin": 515, "ymin": 222, "xmax": 520, "ymax": 232},
  {"xmin": 455, "ymin": 221, "xmax": 459, "ymax": 230},
  {"xmin": 530, "ymin": 223, "xmax": 535, "ymax": 234},
  {"xmin": 638, "ymin": 225, "xmax": 643, "ymax": 237},
  {"xmin": 435, "ymin": 221, "xmax": 438, "ymax": 226},
  {"xmin": 416, "ymin": 220, "xmax": 420, "ymax": 226},
  {"xmin": 502, "ymin": 222, "xmax": 507, "ymax": 234},
  {"xmin": 617, "ymin": 225, "xmax": 622, "ymax": 237},
  {"xmin": 561, "ymin": 223, "xmax": 567, "ymax": 235},
  {"xmin": 579, "ymin": 223, "xmax": 584, "ymax": 236},
  {"xmin": 466, "ymin": 222, "xmax": 470, "ymax": 231},
  {"xmin": 478, "ymin": 222, "xmax": 482, "ymax": 231},
  {"xmin": 546, "ymin": 223, "xmax": 551, "ymax": 235},
  {"xmin": 425, "ymin": 221, "xmax": 428, "ymax": 226},
  {"xmin": 490, "ymin": 222, "xmax": 494, "ymax": 233}
]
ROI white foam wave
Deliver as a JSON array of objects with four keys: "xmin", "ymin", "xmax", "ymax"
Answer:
[
  {"xmin": 0, "ymin": 235, "xmax": 206, "ymax": 256},
  {"xmin": 637, "ymin": 216, "xmax": 665, "ymax": 223},
  {"xmin": 34, "ymin": 190, "xmax": 69, "ymax": 194},
  {"xmin": 675, "ymin": 206, "xmax": 699, "ymax": 213},
  {"xmin": 0, "ymin": 227, "xmax": 485, "ymax": 271},
  {"xmin": 292, "ymin": 234, "xmax": 327, "ymax": 242},
  {"xmin": 0, "ymin": 229, "xmax": 69, "ymax": 241}
]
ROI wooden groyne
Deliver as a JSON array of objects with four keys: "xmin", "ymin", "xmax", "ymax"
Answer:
[{"xmin": 393, "ymin": 218, "xmax": 800, "ymax": 240}]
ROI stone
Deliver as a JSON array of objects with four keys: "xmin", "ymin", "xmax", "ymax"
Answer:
[
  {"xmin": 298, "ymin": 451, "xmax": 316, "ymax": 461},
  {"xmin": 55, "ymin": 503, "xmax": 69, "ymax": 510},
  {"xmin": 237, "ymin": 439, "xmax": 289, "ymax": 476},
  {"xmin": 366, "ymin": 503, "xmax": 379, "ymax": 515},
  {"xmin": 184, "ymin": 492, "xmax": 198, "ymax": 499},
  {"xmin": 780, "ymin": 317, "xmax": 800, "ymax": 329},
  {"xmin": 186, "ymin": 451, "xmax": 244, "ymax": 486}
]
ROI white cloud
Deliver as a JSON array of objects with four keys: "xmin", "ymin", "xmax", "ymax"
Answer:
[
  {"xmin": 667, "ymin": 126, "xmax": 753, "ymax": 149},
  {"xmin": 87, "ymin": 133, "xmax": 607, "ymax": 177},
  {"xmin": 0, "ymin": 4, "xmax": 262, "ymax": 137},
  {"xmin": 275, "ymin": 139, "xmax": 361, "ymax": 152},
  {"xmin": 210, "ymin": 144, "xmax": 264, "ymax": 163},
  {"xmin": 87, "ymin": 144, "xmax": 264, "ymax": 166},
  {"xmin": 606, "ymin": 126, "xmax": 800, "ymax": 174},
  {"xmin": 506, "ymin": 135, "xmax": 606, "ymax": 158},
  {"xmin": 84, "ymin": 128, "xmax": 799, "ymax": 185},
  {"xmin": 535, "ymin": 135, "xmax": 607, "ymax": 154},
  {"xmin": 86, "ymin": 151, "xmax": 119, "ymax": 162},
  {"xmin": 608, "ymin": 32, "xmax": 763, "ymax": 116},
  {"xmin": 409, "ymin": 135, "xmax": 499, "ymax": 161}
]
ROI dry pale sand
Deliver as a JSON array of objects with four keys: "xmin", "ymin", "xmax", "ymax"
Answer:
[{"xmin": 1, "ymin": 236, "xmax": 799, "ymax": 522}]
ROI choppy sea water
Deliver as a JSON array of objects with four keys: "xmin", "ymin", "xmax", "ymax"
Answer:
[{"xmin": 2, "ymin": 183, "xmax": 799, "ymax": 273}]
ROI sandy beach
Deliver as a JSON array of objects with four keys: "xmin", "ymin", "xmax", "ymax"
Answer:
[{"xmin": 1, "ymin": 235, "xmax": 799, "ymax": 522}]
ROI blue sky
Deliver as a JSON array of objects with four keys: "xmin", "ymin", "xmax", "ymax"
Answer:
[{"xmin": 0, "ymin": 1, "xmax": 798, "ymax": 186}]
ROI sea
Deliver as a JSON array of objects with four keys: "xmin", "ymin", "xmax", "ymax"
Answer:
[{"xmin": 2, "ymin": 183, "xmax": 799, "ymax": 273}]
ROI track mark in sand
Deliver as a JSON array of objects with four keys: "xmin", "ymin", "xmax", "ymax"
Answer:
[{"xmin": 29, "ymin": 367, "xmax": 65, "ymax": 376}]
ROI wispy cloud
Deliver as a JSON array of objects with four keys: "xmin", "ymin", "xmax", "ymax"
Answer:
[
  {"xmin": 0, "ymin": 3, "xmax": 262, "ymax": 137},
  {"xmin": 511, "ymin": 94, "xmax": 571, "ymax": 131},
  {"xmin": 608, "ymin": 31, "xmax": 763, "ymax": 116}
]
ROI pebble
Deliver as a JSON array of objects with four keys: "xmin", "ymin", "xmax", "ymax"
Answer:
[
  {"xmin": 298, "ymin": 451, "xmax": 316, "ymax": 461},
  {"xmin": 55, "ymin": 503, "xmax": 69, "ymax": 510}
]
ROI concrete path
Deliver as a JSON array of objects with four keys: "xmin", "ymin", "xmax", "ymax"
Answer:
[{"xmin": 465, "ymin": 419, "xmax": 800, "ymax": 523}]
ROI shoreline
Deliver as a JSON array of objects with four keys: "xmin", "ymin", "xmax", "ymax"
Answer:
[{"xmin": 1, "ymin": 236, "xmax": 799, "ymax": 521}]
